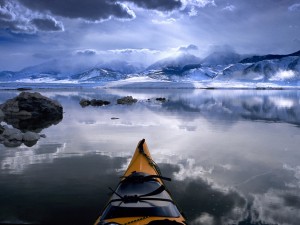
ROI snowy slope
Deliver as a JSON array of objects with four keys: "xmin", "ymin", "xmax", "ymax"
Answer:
[
  {"xmin": 216, "ymin": 56, "xmax": 300, "ymax": 84},
  {"xmin": 0, "ymin": 50, "xmax": 300, "ymax": 87},
  {"xmin": 147, "ymin": 53, "xmax": 201, "ymax": 70},
  {"xmin": 71, "ymin": 68, "xmax": 127, "ymax": 82},
  {"xmin": 201, "ymin": 50, "xmax": 243, "ymax": 66}
]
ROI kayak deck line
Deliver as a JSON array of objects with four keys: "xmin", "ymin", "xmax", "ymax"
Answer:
[{"xmin": 94, "ymin": 139, "xmax": 187, "ymax": 225}]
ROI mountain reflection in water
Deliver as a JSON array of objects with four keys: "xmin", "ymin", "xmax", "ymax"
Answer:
[{"xmin": 0, "ymin": 89, "xmax": 300, "ymax": 225}]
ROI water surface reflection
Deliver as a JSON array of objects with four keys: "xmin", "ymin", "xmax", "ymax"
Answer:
[{"xmin": 0, "ymin": 89, "xmax": 300, "ymax": 225}]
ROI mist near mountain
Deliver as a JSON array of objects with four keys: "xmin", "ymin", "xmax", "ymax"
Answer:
[{"xmin": 0, "ymin": 49, "xmax": 300, "ymax": 88}]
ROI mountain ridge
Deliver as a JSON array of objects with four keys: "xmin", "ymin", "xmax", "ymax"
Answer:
[
  {"xmin": 0, "ymin": 49, "xmax": 299, "ymax": 86},
  {"xmin": 240, "ymin": 50, "xmax": 300, "ymax": 64}
]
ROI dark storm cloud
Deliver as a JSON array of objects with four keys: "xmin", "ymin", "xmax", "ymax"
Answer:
[
  {"xmin": 0, "ymin": 9, "xmax": 12, "ymax": 20},
  {"xmin": 0, "ymin": 19, "xmax": 34, "ymax": 33},
  {"xmin": 17, "ymin": 0, "xmax": 135, "ymax": 21},
  {"xmin": 0, "ymin": 0, "xmax": 64, "ymax": 33},
  {"xmin": 31, "ymin": 17, "xmax": 64, "ymax": 32},
  {"xmin": 125, "ymin": 0, "xmax": 182, "ymax": 11},
  {"xmin": 76, "ymin": 49, "xmax": 97, "ymax": 56}
]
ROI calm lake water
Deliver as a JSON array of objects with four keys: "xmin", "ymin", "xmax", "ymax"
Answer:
[{"xmin": 0, "ymin": 89, "xmax": 300, "ymax": 225}]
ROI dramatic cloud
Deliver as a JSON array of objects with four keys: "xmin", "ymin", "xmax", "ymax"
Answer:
[
  {"xmin": 76, "ymin": 49, "xmax": 97, "ymax": 56},
  {"xmin": 17, "ymin": 0, "xmax": 135, "ymax": 21},
  {"xmin": 125, "ymin": 0, "xmax": 182, "ymax": 11},
  {"xmin": 0, "ymin": 0, "xmax": 63, "ymax": 32},
  {"xmin": 31, "ymin": 17, "xmax": 64, "ymax": 32},
  {"xmin": 1, "ymin": 0, "xmax": 300, "ymax": 70}
]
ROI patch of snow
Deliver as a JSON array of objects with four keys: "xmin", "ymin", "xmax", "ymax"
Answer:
[{"xmin": 15, "ymin": 78, "xmax": 79, "ymax": 84}]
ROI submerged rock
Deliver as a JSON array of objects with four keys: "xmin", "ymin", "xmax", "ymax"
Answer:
[
  {"xmin": 0, "ymin": 125, "xmax": 41, "ymax": 148},
  {"xmin": 117, "ymin": 96, "xmax": 137, "ymax": 105},
  {"xmin": 23, "ymin": 131, "xmax": 40, "ymax": 142}
]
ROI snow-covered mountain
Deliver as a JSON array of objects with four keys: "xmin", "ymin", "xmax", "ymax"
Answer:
[
  {"xmin": 0, "ymin": 50, "xmax": 300, "ymax": 87},
  {"xmin": 240, "ymin": 50, "xmax": 300, "ymax": 64},
  {"xmin": 147, "ymin": 53, "xmax": 201, "ymax": 70},
  {"xmin": 0, "ymin": 59, "xmax": 141, "ymax": 83},
  {"xmin": 142, "ymin": 53, "xmax": 203, "ymax": 81},
  {"xmin": 201, "ymin": 50, "xmax": 243, "ymax": 66},
  {"xmin": 98, "ymin": 60, "xmax": 144, "ymax": 74},
  {"xmin": 71, "ymin": 68, "xmax": 127, "ymax": 82},
  {"xmin": 217, "ymin": 56, "xmax": 300, "ymax": 84}
]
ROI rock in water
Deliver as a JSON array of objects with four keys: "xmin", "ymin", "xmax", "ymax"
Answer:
[
  {"xmin": 80, "ymin": 98, "xmax": 111, "ymax": 107},
  {"xmin": 79, "ymin": 99, "xmax": 91, "ymax": 107},
  {"xmin": 0, "ymin": 92, "xmax": 63, "ymax": 131},
  {"xmin": 155, "ymin": 97, "xmax": 167, "ymax": 102},
  {"xmin": 23, "ymin": 131, "xmax": 40, "ymax": 147},
  {"xmin": 23, "ymin": 131, "xmax": 40, "ymax": 142},
  {"xmin": 117, "ymin": 96, "xmax": 137, "ymax": 105},
  {"xmin": 2, "ymin": 127, "xmax": 23, "ymax": 141}
]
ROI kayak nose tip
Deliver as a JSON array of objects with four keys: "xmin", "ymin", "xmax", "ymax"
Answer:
[{"xmin": 138, "ymin": 139, "xmax": 146, "ymax": 152}]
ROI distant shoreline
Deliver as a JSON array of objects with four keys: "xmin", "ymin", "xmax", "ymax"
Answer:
[{"xmin": 0, "ymin": 81, "xmax": 299, "ymax": 91}]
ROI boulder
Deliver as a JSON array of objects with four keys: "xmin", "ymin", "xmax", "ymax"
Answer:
[
  {"xmin": 3, "ymin": 140, "xmax": 22, "ymax": 148},
  {"xmin": 23, "ymin": 131, "xmax": 40, "ymax": 147},
  {"xmin": 0, "ymin": 91, "xmax": 62, "ymax": 147},
  {"xmin": 79, "ymin": 99, "xmax": 91, "ymax": 107},
  {"xmin": 117, "ymin": 96, "xmax": 137, "ymax": 105},
  {"xmin": 0, "ymin": 92, "xmax": 63, "ymax": 131},
  {"xmin": 2, "ymin": 127, "xmax": 23, "ymax": 142}
]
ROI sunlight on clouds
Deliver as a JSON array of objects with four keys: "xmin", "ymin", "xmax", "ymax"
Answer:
[
  {"xmin": 188, "ymin": 6, "xmax": 198, "ymax": 16},
  {"xmin": 252, "ymin": 189, "xmax": 300, "ymax": 225},
  {"xmin": 222, "ymin": 5, "xmax": 236, "ymax": 12},
  {"xmin": 117, "ymin": 3, "xmax": 136, "ymax": 21},
  {"xmin": 182, "ymin": 0, "xmax": 215, "ymax": 8},
  {"xmin": 173, "ymin": 158, "xmax": 214, "ymax": 181},
  {"xmin": 283, "ymin": 164, "xmax": 300, "ymax": 188},
  {"xmin": 151, "ymin": 18, "xmax": 177, "ymax": 25},
  {"xmin": 270, "ymin": 70, "xmax": 296, "ymax": 81}
]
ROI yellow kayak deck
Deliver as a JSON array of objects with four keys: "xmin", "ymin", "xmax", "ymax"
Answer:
[{"xmin": 94, "ymin": 139, "xmax": 186, "ymax": 225}]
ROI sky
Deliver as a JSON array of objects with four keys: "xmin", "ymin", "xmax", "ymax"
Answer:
[{"xmin": 0, "ymin": 0, "xmax": 300, "ymax": 71}]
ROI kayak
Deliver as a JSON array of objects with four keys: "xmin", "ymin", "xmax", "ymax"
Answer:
[{"xmin": 94, "ymin": 139, "xmax": 187, "ymax": 225}]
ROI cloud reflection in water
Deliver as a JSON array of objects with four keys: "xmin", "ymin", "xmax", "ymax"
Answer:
[{"xmin": 0, "ymin": 89, "xmax": 300, "ymax": 225}]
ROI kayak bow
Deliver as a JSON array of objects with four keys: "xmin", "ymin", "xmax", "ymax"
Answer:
[{"xmin": 94, "ymin": 139, "xmax": 187, "ymax": 225}]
